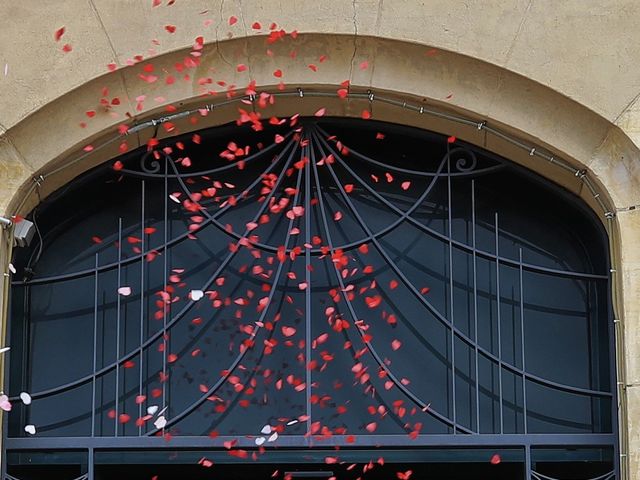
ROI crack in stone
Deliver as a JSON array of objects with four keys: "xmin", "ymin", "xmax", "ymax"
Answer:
[
  {"xmin": 486, "ymin": 0, "xmax": 533, "ymax": 121},
  {"xmin": 348, "ymin": 0, "xmax": 359, "ymax": 89},
  {"xmin": 86, "ymin": 0, "xmax": 137, "ymax": 119},
  {"xmin": 214, "ymin": 0, "xmax": 234, "ymax": 69},
  {"xmin": 503, "ymin": 0, "xmax": 534, "ymax": 68},
  {"xmin": 237, "ymin": 0, "xmax": 255, "ymax": 81},
  {"xmin": 613, "ymin": 89, "xmax": 640, "ymax": 125}
]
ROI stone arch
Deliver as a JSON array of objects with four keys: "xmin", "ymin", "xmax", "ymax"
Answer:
[
  {"xmin": 0, "ymin": 32, "xmax": 638, "ymax": 477},
  {"xmin": 2, "ymin": 34, "xmax": 639, "ymax": 215}
]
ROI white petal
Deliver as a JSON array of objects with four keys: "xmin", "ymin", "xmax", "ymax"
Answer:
[
  {"xmin": 19, "ymin": 392, "xmax": 32, "ymax": 405},
  {"xmin": 190, "ymin": 290, "xmax": 204, "ymax": 301},
  {"xmin": 286, "ymin": 419, "xmax": 299, "ymax": 426},
  {"xmin": 24, "ymin": 424, "xmax": 36, "ymax": 435},
  {"xmin": 268, "ymin": 432, "xmax": 278, "ymax": 442},
  {"xmin": 154, "ymin": 415, "xmax": 167, "ymax": 429},
  {"xmin": 254, "ymin": 436, "xmax": 266, "ymax": 446},
  {"xmin": 260, "ymin": 425, "xmax": 272, "ymax": 435},
  {"xmin": 0, "ymin": 347, "xmax": 10, "ymax": 354},
  {"xmin": 118, "ymin": 286, "xmax": 132, "ymax": 296},
  {"xmin": 8, "ymin": 263, "xmax": 16, "ymax": 274},
  {"xmin": 147, "ymin": 405, "xmax": 159, "ymax": 415}
]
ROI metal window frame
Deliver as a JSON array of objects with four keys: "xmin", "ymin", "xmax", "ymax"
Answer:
[{"xmin": 1, "ymin": 119, "xmax": 620, "ymax": 480}]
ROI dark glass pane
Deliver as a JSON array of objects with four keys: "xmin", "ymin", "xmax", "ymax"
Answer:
[{"xmin": 5, "ymin": 119, "xmax": 614, "ymax": 464}]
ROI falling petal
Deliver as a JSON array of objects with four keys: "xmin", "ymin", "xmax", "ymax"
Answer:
[
  {"xmin": 255, "ymin": 436, "xmax": 266, "ymax": 446},
  {"xmin": 118, "ymin": 286, "xmax": 132, "ymax": 296},
  {"xmin": 118, "ymin": 413, "xmax": 131, "ymax": 424},
  {"xmin": 147, "ymin": 405, "xmax": 159, "ymax": 415},
  {"xmin": 24, "ymin": 424, "xmax": 36, "ymax": 435},
  {"xmin": 281, "ymin": 326, "xmax": 296, "ymax": 337},
  {"xmin": 261, "ymin": 425, "xmax": 272, "ymax": 434},
  {"xmin": 54, "ymin": 27, "xmax": 65, "ymax": 41},
  {"xmin": 19, "ymin": 392, "xmax": 32, "ymax": 405},
  {"xmin": 191, "ymin": 290, "xmax": 204, "ymax": 301},
  {"xmin": 0, "ymin": 395, "xmax": 11, "ymax": 411},
  {"xmin": 154, "ymin": 415, "xmax": 167, "ymax": 429}
]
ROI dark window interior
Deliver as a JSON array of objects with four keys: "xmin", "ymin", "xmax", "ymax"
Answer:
[{"xmin": 4, "ymin": 119, "xmax": 617, "ymax": 478}]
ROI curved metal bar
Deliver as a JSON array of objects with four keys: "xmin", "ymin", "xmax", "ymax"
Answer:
[
  {"xmin": 532, "ymin": 469, "xmax": 614, "ymax": 480},
  {"xmin": 12, "ymin": 138, "xmax": 298, "ymax": 286},
  {"xmin": 14, "ymin": 128, "xmax": 611, "ymax": 404},
  {"xmin": 311, "ymin": 129, "xmax": 612, "ymax": 400},
  {"xmin": 315, "ymin": 124, "xmax": 505, "ymax": 177},
  {"xmin": 145, "ymin": 156, "xmax": 305, "ymax": 436},
  {"xmin": 119, "ymin": 130, "xmax": 294, "ymax": 178},
  {"xmin": 11, "ymin": 142, "xmax": 300, "ymax": 402},
  {"xmin": 5, "ymin": 474, "xmax": 88, "ymax": 480},
  {"xmin": 309, "ymin": 132, "xmax": 473, "ymax": 434},
  {"xmin": 315, "ymin": 130, "xmax": 608, "ymax": 281},
  {"xmin": 15, "ymin": 125, "xmax": 604, "ymax": 287}
]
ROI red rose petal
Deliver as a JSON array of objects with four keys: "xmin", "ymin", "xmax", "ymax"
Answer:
[
  {"xmin": 281, "ymin": 326, "xmax": 296, "ymax": 337},
  {"xmin": 54, "ymin": 27, "xmax": 65, "ymax": 42},
  {"xmin": 118, "ymin": 413, "xmax": 131, "ymax": 424}
]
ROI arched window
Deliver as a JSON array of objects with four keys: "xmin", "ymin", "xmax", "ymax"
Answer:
[{"xmin": 4, "ymin": 119, "xmax": 617, "ymax": 479}]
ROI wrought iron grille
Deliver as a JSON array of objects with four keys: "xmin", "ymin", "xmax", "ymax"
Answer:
[{"xmin": 4, "ymin": 119, "xmax": 617, "ymax": 479}]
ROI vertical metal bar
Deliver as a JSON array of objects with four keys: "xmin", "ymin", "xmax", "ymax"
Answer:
[
  {"xmin": 586, "ymin": 283, "xmax": 605, "ymax": 436},
  {"xmin": 519, "ymin": 248, "xmax": 528, "ymax": 434},
  {"xmin": 18, "ymin": 278, "xmax": 30, "ymax": 433},
  {"xmin": 303, "ymin": 138, "xmax": 312, "ymax": 435},
  {"xmin": 162, "ymin": 156, "xmax": 169, "ymax": 419},
  {"xmin": 495, "ymin": 212, "xmax": 503, "ymax": 434},
  {"xmin": 1, "ymin": 230, "xmax": 15, "ymax": 480},
  {"xmin": 87, "ymin": 447, "xmax": 94, "ymax": 480},
  {"xmin": 472, "ymin": 180, "xmax": 480, "ymax": 434},
  {"xmin": 447, "ymin": 148, "xmax": 457, "ymax": 433},
  {"xmin": 91, "ymin": 253, "xmax": 99, "ymax": 437},
  {"xmin": 525, "ymin": 444, "xmax": 532, "ymax": 480},
  {"xmin": 138, "ymin": 180, "xmax": 145, "ymax": 435},
  {"xmin": 608, "ymin": 268, "xmax": 622, "ymax": 480},
  {"xmin": 115, "ymin": 218, "xmax": 122, "ymax": 436},
  {"xmin": 586, "ymin": 282, "xmax": 596, "ymax": 431}
]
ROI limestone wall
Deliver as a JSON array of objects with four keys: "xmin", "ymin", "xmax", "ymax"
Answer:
[{"xmin": 1, "ymin": 1, "xmax": 639, "ymax": 477}]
